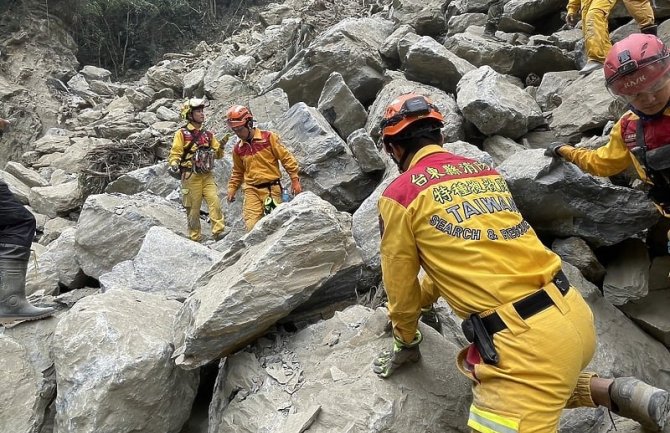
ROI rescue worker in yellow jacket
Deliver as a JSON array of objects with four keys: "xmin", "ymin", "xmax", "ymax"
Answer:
[
  {"xmin": 566, "ymin": 0, "xmax": 656, "ymax": 75},
  {"xmin": 547, "ymin": 34, "xmax": 670, "ymax": 230},
  {"xmin": 225, "ymin": 105, "xmax": 302, "ymax": 231},
  {"xmin": 168, "ymin": 98, "xmax": 226, "ymax": 242},
  {"xmin": 373, "ymin": 93, "xmax": 669, "ymax": 432}
]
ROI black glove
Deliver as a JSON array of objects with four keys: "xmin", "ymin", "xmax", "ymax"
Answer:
[
  {"xmin": 545, "ymin": 142, "xmax": 566, "ymax": 158},
  {"xmin": 168, "ymin": 164, "xmax": 181, "ymax": 180}
]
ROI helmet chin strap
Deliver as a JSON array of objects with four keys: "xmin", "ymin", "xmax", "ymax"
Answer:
[
  {"xmin": 629, "ymin": 99, "xmax": 670, "ymax": 121},
  {"xmin": 385, "ymin": 142, "xmax": 412, "ymax": 173}
]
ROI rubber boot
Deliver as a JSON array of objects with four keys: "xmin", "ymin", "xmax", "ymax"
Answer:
[
  {"xmin": 610, "ymin": 377, "xmax": 670, "ymax": 432},
  {"xmin": 0, "ymin": 243, "xmax": 54, "ymax": 324},
  {"xmin": 579, "ymin": 60, "xmax": 603, "ymax": 76},
  {"xmin": 420, "ymin": 304, "xmax": 442, "ymax": 333}
]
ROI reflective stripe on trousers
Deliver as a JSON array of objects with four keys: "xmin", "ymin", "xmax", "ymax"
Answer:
[{"xmin": 468, "ymin": 404, "xmax": 519, "ymax": 433}]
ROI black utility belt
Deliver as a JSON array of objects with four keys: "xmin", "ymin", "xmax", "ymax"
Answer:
[
  {"xmin": 480, "ymin": 269, "xmax": 570, "ymax": 336},
  {"xmin": 462, "ymin": 270, "xmax": 570, "ymax": 365},
  {"xmin": 251, "ymin": 179, "xmax": 281, "ymax": 189}
]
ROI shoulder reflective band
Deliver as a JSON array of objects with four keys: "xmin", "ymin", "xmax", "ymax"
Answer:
[{"xmin": 468, "ymin": 404, "xmax": 519, "ymax": 433}]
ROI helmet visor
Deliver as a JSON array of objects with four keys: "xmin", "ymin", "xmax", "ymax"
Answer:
[{"xmin": 607, "ymin": 56, "xmax": 670, "ymax": 98}]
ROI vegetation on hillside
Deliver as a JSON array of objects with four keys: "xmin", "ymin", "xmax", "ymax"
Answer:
[{"xmin": 3, "ymin": 0, "xmax": 272, "ymax": 78}]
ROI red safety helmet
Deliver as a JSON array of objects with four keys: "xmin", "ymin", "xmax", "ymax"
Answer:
[
  {"xmin": 226, "ymin": 105, "xmax": 253, "ymax": 128},
  {"xmin": 380, "ymin": 93, "xmax": 444, "ymax": 143},
  {"xmin": 604, "ymin": 34, "xmax": 670, "ymax": 97}
]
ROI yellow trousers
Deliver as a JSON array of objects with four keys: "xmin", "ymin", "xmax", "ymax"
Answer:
[
  {"xmin": 581, "ymin": 0, "xmax": 617, "ymax": 62},
  {"xmin": 242, "ymin": 184, "xmax": 282, "ymax": 231},
  {"xmin": 622, "ymin": 0, "xmax": 655, "ymax": 29},
  {"xmin": 421, "ymin": 276, "xmax": 597, "ymax": 433},
  {"xmin": 181, "ymin": 172, "xmax": 224, "ymax": 241}
]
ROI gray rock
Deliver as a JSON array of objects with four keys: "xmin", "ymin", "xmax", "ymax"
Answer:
[
  {"xmin": 52, "ymin": 290, "xmax": 198, "ymax": 433},
  {"xmin": 378, "ymin": 24, "xmax": 416, "ymax": 65},
  {"xmin": 482, "ymin": 135, "xmax": 527, "ymax": 165},
  {"xmin": 38, "ymin": 227, "xmax": 88, "ymax": 289},
  {"xmin": 172, "ymin": 192, "xmax": 365, "ymax": 369},
  {"xmin": 99, "ymin": 226, "xmax": 222, "ymax": 301},
  {"xmin": 29, "ymin": 180, "xmax": 82, "ymax": 218},
  {"xmin": 0, "ymin": 169, "xmax": 30, "ymax": 204},
  {"xmin": 603, "ymin": 239, "xmax": 650, "ymax": 306},
  {"xmin": 620, "ymin": 289, "xmax": 670, "ymax": 349},
  {"xmin": 0, "ymin": 319, "xmax": 58, "ymax": 433},
  {"xmin": 207, "ymin": 306, "xmax": 471, "ymax": 433},
  {"xmin": 105, "ymin": 162, "xmax": 180, "ymax": 197},
  {"xmin": 40, "ymin": 216, "xmax": 75, "ymax": 246},
  {"xmin": 273, "ymin": 17, "xmax": 394, "ymax": 106},
  {"xmin": 391, "ymin": 0, "xmax": 449, "ymax": 36},
  {"xmin": 80, "ymin": 65, "xmax": 112, "ymax": 82},
  {"xmin": 317, "ymin": 72, "xmax": 368, "ymax": 140},
  {"xmin": 552, "ymin": 237, "xmax": 606, "ymax": 284},
  {"xmin": 146, "ymin": 64, "xmax": 183, "ymax": 93},
  {"xmin": 346, "ymin": 129, "xmax": 386, "ymax": 173},
  {"xmin": 4, "ymin": 161, "xmax": 49, "ymax": 188},
  {"xmin": 445, "ymin": 32, "xmax": 576, "ymax": 79},
  {"xmin": 498, "ymin": 149, "xmax": 658, "ymax": 247},
  {"xmin": 74, "ymin": 192, "xmax": 185, "ymax": 278},
  {"xmin": 276, "ymin": 103, "xmax": 378, "ymax": 212},
  {"xmin": 535, "ymin": 70, "xmax": 580, "ymax": 112},
  {"xmin": 182, "ymin": 67, "xmax": 205, "ymax": 97},
  {"xmin": 352, "ymin": 166, "xmax": 398, "ymax": 280},
  {"xmin": 550, "ymin": 69, "xmax": 618, "ymax": 139},
  {"xmin": 457, "ymin": 66, "xmax": 545, "ymax": 139},
  {"xmin": 403, "ymin": 36, "xmax": 476, "ymax": 94}
]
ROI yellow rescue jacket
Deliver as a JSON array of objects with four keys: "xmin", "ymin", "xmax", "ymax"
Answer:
[
  {"xmin": 227, "ymin": 128, "xmax": 300, "ymax": 194},
  {"xmin": 561, "ymin": 107, "xmax": 670, "ymax": 216},
  {"xmin": 379, "ymin": 145, "xmax": 561, "ymax": 343}
]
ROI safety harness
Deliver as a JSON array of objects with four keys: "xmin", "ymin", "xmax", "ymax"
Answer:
[
  {"xmin": 180, "ymin": 127, "xmax": 215, "ymax": 174},
  {"xmin": 251, "ymin": 179, "xmax": 282, "ymax": 215},
  {"xmin": 630, "ymin": 120, "xmax": 670, "ymax": 213}
]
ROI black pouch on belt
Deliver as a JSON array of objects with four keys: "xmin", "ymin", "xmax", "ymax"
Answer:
[{"xmin": 461, "ymin": 314, "xmax": 500, "ymax": 365}]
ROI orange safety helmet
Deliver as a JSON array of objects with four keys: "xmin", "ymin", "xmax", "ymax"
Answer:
[
  {"xmin": 380, "ymin": 93, "xmax": 444, "ymax": 143},
  {"xmin": 226, "ymin": 105, "xmax": 253, "ymax": 128}
]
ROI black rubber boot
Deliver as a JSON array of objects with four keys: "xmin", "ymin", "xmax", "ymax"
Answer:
[
  {"xmin": 0, "ymin": 243, "xmax": 54, "ymax": 324},
  {"xmin": 420, "ymin": 304, "xmax": 442, "ymax": 333}
]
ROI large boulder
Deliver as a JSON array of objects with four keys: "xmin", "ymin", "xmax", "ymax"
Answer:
[{"xmin": 172, "ymin": 192, "xmax": 366, "ymax": 369}]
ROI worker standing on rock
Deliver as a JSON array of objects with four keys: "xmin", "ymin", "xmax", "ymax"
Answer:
[
  {"xmin": 0, "ymin": 117, "xmax": 55, "ymax": 325},
  {"xmin": 168, "ymin": 98, "xmax": 226, "ymax": 242},
  {"xmin": 564, "ymin": 0, "xmax": 656, "ymax": 75},
  {"xmin": 225, "ymin": 105, "xmax": 302, "ymax": 231}
]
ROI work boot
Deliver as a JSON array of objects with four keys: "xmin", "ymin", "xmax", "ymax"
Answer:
[
  {"xmin": 641, "ymin": 25, "xmax": 658, "ymax": 36},
  {"xmin": 579, "ymin": 60, "xmax": 603, "ymax": 76},
  {"xmin": 420, "ymin": 304, "xmax": 442, "ymax": 333},
  {"xmin": 610, "ymin": 377, "xmax": 670, "ymax": 432},
  {"xmin": 0, "ymin": 243, "xmax": 54, "ymax": 324},
  {"xmin": 483, "ymin": 22, "xmax": 497, "ymax": 36}
]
